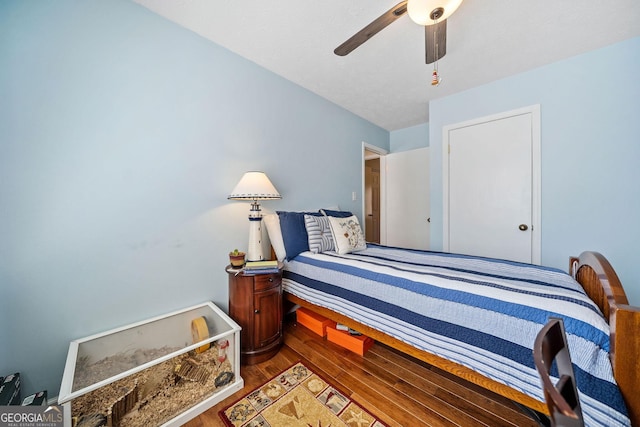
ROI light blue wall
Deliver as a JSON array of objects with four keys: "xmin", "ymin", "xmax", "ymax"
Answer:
[
  {"xmin": 390, "ymin": 122, "xmax": 429, "ymax": 152},
  {"xmin": 429, "ymin": 37, "xmax": 640, "ymax": 306},
  {"xmin": 0, "ymin": 1, "xmax": 388, "ymax": 397}
]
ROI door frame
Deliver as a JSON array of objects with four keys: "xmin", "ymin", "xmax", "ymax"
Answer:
[
  {"xmin": 442, "ymin": 105, "xmax": 541, "ymax": 264},
  {"xmin": 362, "ymin": 142, "xmax": 388, "ymax": 245}
]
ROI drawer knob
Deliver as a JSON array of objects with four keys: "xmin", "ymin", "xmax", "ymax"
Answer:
[
  {"xmin": 268, "ymin": 277, "xmax": 273, "ymax": 282},
  {"xmin": 254, "ymin": 309, "xmax": 260, "ymax": 314}
]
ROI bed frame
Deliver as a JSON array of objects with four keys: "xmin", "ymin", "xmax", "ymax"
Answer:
[{"xmin": 284, "ymin": 251, "xmax": 640, "ymax": 425}]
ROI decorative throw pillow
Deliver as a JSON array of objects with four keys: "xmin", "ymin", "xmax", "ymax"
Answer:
[
  {"xmin": 277, "ymin": 211, "xmax": 323, "ymax": 260},
  {"xmin": 328, "ymin": 215, "xmax": 367, "ymax": 255},
  {"xmin": 304, "ymin": 214, "xmax": 335, "ymax": 254},
  {"xmin": 263, "ymin": 213, "xmax": 286, "ymax": 262},
  {"xmin": 321, "ymin": 209, "xmax": 354, "ymax": 218}
]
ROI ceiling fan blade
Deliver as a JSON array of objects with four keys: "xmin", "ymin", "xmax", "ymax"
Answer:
[
  {"xmin": 334, "ymin": 1, "xmax": 408, "ymax": 56},
  {"xmin": 425, "ymin": 19, "xmax": 447, "ymax": 64}
]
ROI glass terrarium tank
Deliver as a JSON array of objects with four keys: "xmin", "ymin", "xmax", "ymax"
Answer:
[{"xmin": 58, "ymin": 302, "xmax": 243, "ymax": 427}]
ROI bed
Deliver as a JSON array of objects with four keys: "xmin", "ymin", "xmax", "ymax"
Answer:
[{"xmin": 265, "ymin": 210, "xmax": 640, "ymax": 426}]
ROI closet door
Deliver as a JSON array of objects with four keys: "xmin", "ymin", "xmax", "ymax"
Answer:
[{"xmin": 444, "ymin": 107, "xmax": 540, "ymax": 263}]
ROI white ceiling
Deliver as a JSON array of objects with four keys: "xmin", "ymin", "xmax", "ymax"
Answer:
[{"xmin": 133, "ymin": 0, "xmax": 640, "ymax": 131}]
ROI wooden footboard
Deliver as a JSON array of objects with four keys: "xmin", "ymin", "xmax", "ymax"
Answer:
[{"xmin": 570, "ymin": 251, "xmax": 640, "ymax": 426}]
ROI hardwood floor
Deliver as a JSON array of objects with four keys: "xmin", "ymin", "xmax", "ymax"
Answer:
[{"xmin": 184, "ymin": 319, "xmax": 545, "ymax": 427}]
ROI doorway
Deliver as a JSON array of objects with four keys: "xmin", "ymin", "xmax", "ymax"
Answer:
[
  {"xmin": 362, "ymin": 143, "xmax": 387, "ymax": 245},
  {"xmin": 365, "ymin": 157, "xmax": 381, "ymax": 243}
]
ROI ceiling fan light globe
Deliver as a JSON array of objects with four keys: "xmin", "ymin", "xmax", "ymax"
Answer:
[{"xmin": 407, "ymin": 0, "xmax": 463, "ymax": 25}]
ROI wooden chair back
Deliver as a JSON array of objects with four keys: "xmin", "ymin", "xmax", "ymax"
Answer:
[{"xmin": 533, "ymin": 318, "xmax": 584, "ymax": 427}]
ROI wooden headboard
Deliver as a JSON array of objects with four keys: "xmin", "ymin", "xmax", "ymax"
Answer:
[{"xmin": 570, "ymin": 251, "xmax": 640, "ymax": 426}]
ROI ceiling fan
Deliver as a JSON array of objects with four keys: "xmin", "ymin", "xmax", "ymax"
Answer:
[{"xmin": 334, "ymin": 0, "xmax": 463, "ymax": 64}]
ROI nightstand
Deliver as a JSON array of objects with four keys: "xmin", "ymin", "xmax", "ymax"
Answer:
[{"xmin": 227, "ymin": 265, "xmax": 283, "ymax": 365}]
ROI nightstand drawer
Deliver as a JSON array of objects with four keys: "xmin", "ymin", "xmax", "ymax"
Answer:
[{"xmin": 254, "ymin": 274, "xmax": 281, "ymax": 291}]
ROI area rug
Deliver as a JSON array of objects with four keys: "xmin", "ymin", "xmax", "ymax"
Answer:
[{"xmin": 219, "ymin": 362, "xmax": 388, "ymax": 427}]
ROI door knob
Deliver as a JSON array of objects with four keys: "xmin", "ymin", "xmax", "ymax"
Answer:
[{"xmin": 518, "ymin": 224, "xmax": 528, "ymax": 231}]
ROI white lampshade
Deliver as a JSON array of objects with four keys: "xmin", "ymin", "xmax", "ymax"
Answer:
[
  {"xmin": 228, "ymin": 171, "xmax": 281, "ymax": 201},
  {"xmin": 407, "ymin": 0, "xmax": 463, "ymax": 25}
]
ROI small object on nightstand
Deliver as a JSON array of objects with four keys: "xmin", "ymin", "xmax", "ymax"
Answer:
[
  {"xmin": 245, "ymin": 260, "xmax": 278, "ymax": 269},
  {"xmin": 229, "ymin": 249, "xmax": 246, "ymax": 268},
  {"xmin": 243, "ymin": 260, "xmax": 280, "ymax": 274}
]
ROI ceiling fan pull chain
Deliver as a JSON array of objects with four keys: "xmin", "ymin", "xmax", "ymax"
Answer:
[{"xmin": 431, "ymin": 17, "xmax": 442, "ymax": 86}]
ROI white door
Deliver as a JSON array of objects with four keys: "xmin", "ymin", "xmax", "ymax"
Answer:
[
  {"xmin": 386, "ymin": 147, "xmax": 430, "ymax": 250},
  {"xmin": 443, "ymin": 107, "xmax": 540, "ymax": 263}
]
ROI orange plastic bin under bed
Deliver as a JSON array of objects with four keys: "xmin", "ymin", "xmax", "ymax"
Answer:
[
  {"xmin": 296, "ymin": 307, "xmax": 336, "ymax": 337},
  {"xmin": 326, "ymin": 325, "xmax": 374, "ymax": 356}
]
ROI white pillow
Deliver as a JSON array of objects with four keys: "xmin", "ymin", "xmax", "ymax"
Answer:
[
  {"xmin": 328, "ymin": 215, "xmax": 367, "ymax": 255},
  {"xmin": 263, "ymin": 213, "xmax": 286, "ymax": 262}
]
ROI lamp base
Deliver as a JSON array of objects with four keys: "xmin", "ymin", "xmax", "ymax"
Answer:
[{"xmin": 247, "ymin": 217, "xmax": 264, "ymax": 261}]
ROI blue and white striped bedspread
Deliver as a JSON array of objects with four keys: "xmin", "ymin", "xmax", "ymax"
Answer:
[{"xmin": 282, "ymin": 244, "xmax": 630, "ymax": 426}]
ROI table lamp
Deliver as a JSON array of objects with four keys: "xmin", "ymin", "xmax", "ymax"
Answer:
[{"xmin": 228, "ymin": 171, "xmax": 281, "ymax": 261}]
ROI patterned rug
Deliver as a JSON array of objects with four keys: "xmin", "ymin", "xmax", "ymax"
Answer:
[{"xmin": 219, "ymin": 362, "xmax": 387, "ymax": 427}]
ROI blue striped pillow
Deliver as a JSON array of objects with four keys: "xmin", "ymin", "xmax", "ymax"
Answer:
[{"xmin": 304, "ymin": 214, "xmax": 335, "ymax": 253}]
